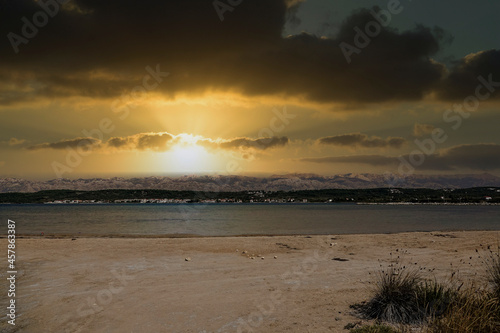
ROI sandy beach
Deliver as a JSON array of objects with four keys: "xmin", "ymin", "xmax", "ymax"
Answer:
[{"xmin": 1, "ymin": 231, "xmax": 499, "ymax": 333}]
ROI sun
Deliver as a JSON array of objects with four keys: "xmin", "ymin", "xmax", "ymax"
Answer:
[
  {"xmin": 163, "ymin": 139, "xmax": 215, "ymax": 173},
  {"xmin": 171, "ymin": 145, "xmax": 207, "ymax": 165}
]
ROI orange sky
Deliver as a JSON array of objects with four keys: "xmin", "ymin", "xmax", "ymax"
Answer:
[{"xmin": 1, "ymin": 0, "xmax": 499, "ymax": 179}]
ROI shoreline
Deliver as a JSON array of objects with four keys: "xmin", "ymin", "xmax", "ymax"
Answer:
[
  {"xmin": 357, "ymin": 202, "xmax": 500, "ymax": 205},
  {"xmin": 2, "ymin": 228, "xmax": 500, "ymax": 239},
  {"xmin": 1, "ymin": 201, "xmax": 499, "ymax": 205}
]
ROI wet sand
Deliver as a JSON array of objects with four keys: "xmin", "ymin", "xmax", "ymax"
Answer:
[{"xmin": 0, "ymin": 231, "xmax": 498, "ymax": 332}]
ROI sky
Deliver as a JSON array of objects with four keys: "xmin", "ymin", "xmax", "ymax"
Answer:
[{"xmin": 0, "ymin": 0, "xmax": 499, "ymax": 180}]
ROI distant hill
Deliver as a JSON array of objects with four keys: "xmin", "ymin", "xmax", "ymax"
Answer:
[
  {"xmin": 1, "ymin": 173, "xmax": 500, "ymax": 193},
  {"xmin": 1, "ymin": 187, "xmax": 499, "ymax": 204}
]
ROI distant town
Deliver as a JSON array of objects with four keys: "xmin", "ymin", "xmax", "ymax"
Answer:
[{"xmin": 0, "ymin": 187, "xmax": 499, "ymax": 204}]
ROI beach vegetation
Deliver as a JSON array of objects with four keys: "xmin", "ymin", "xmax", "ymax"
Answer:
[
  {"xmin": 426, "ymin": 289, "xmax": 500, "ymax": 332},
  {"xmin": 355, "ymin": 265, "xmax": 426, "ymax": 324},
  {"xmin": 486, "ymin": 245, "xmax": 500, "ymax": 299},
  {"xmin": 349, "ymin": 323, "xmax": 400, "ymax": 333},
  {"xmin": 354, "ymin": 247, "xmax": 500, "ymax": 332}
]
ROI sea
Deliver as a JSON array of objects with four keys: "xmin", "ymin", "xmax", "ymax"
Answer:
[{"xmin": 1, "ymin": 203, "xmax": 499, "ymax": 236}]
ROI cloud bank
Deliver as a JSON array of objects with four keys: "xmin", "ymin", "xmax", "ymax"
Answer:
[
  {"xmin": 200, "ymin": 136, "xmax": 289, "ymax": 151},
  {"xmin": 318, "ymin": 133, "xmax": 406, "ymax": 149},
  {"xmin": 0, "ymin": 1, "xmax": 498, "ymax": 107},
  {"xmin": 25, "ymin": 132, "xmax": 290, "ymax": 153},
  {"xmin": 300, "ymin": 143, "xmax": 500, "ymax": 171}
]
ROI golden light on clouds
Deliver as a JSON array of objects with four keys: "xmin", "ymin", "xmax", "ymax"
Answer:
[
  {"xmin": 159, "ymin": 133, "xmax": 216, "ymax": 173},
  {"xmin": 1, "ymin": 0, "xmax": 499, "ymax": 179}
]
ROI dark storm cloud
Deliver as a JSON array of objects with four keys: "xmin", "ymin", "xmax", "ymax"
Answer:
[
  {"xmin": 200, "ymin": 136, "xmax": 289, "ymax": 151},
  {"xmin": 0, "ymin": 1, "xmax": 497, "ymax": 105},
  {"xmin": 436, "ymin": 50, "xmax": 500, "ymax": 100},
  {"xmin": 431, "ymin": 144, "xmax": 500, "ymax": 171},
  {"xmin": 299, "ymin": 144, "xmax": 500, "ymax": 171},
  {"xmin": 318, "ymin": 133, "xmax": 406, "ymax": 148}
]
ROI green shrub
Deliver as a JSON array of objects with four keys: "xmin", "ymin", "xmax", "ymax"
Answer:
[
  {"xmin": 357, "ymin": 266, "xmax": 425, "ymax": 324},
  {"xmin": 416, "ymin": 280, "xmax": 455, "ymax": 318}
]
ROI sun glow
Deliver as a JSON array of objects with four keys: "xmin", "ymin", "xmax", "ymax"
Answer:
[{"xmin": 164, "ymin": 141, "xmax": 215, "ymax": 173}]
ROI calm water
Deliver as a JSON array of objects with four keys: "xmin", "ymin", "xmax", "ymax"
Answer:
[{"xmin": 1, "ymin": 203, "xmax": 499, "ymax": 236}]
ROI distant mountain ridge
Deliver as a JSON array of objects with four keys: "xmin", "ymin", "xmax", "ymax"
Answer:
[{"xmin": 1, "ymin": 173, "xmax": 500, "ymax": 193}]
